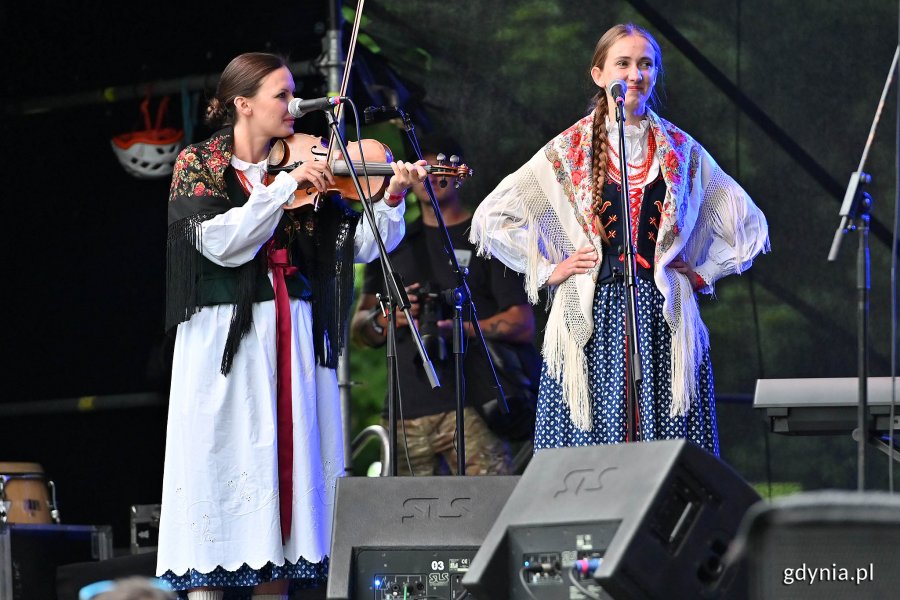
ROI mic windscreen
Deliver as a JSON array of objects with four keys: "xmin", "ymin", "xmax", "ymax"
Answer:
[
  {"xmin": 363, "ymin": 106, "xmax": 377, "ymax": 124},
  {"xmin": 608, "ymin": 79, "xmax": 627, "ymax": 102},
  {"xmin": 288, "ymin": 98, "xmax": 304, "ymax": 118}
]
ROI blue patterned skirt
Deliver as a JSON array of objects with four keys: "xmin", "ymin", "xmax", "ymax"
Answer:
[
  {"xmin": 159, "ymin": 557, "xmax": 327, "ymax": 599},
  {"xmin": 534, "ymin": 277, "xmax": 719, "ymax": 455}
]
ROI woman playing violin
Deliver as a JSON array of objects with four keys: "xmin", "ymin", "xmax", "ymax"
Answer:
[{"xmin": 158, "ymin": 52, "xmax": 427, "ymax": 599}]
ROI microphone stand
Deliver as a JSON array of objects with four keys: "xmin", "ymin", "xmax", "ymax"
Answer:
[
  {"xmin": 825, "ymin": 46, "xmax": 898, "ymax": 491},
  {"xmin": 828, "ymin": 174, "xmax": 876, "ymax": 491},
  {"xmin": 613, "ymin": 95, "xmax": 643, "ymax": 442},
  {"xmin": 828, "ymin": 178, "xmax": 873, "ymax": 491},
  {"xmin": 321, "ymin": 106, "xmax": 441, "ymax": 477},
  {"xmin": 395, "ymin": 108, "xmax": 510, "ymax": 475}
]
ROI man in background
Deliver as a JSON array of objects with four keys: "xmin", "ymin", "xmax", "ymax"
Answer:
[{"xmin": 351, "ymin": 134, "xmax": 539, "ymax": 475}]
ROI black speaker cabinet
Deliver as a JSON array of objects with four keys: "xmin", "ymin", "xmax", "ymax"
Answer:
[
  {"xmin": 462, "ymin": 439, "xmax": 760, "ymax": 600},
  {"xmin": 0, "ymin": 523, "xmax": 114, "ymax": 600},
  {"xmin": 736, "ymin": 490, "xmax": 900, "ymax": 599},
  {"xmin": 56, "ymin": 551, "xmax": 158, "ymax": 600},
  {"xmin": 326, "ymin": 475, "xmax": 519, "ymax": 600}
]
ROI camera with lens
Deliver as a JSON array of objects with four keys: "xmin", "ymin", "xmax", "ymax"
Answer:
[{"xmin": 417, "ymin": 282, "xmax": 447, "ymax": 361}]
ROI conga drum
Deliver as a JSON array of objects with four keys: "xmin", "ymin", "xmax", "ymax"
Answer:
[{"xmin": 0, "ymin": 461, "xmax": 56, "ymax": 524}]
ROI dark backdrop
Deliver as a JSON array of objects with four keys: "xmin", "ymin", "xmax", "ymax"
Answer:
[{"xmin": 1, "ymin": 0, "xmax": 898, "ymax": 549}]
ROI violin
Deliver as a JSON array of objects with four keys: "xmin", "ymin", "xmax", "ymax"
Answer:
[{"xmin": 266, "ymin": 133, "xmax": 473, "ymax": 210}]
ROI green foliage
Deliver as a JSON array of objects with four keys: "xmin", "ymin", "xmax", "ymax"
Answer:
[
  {"xmin": 752, "ymin": 481, "xmax": 802, "ymax": 500},
  {"xmin": 345, "ymin": 0, "xmax": 899, "ymax": 491}
]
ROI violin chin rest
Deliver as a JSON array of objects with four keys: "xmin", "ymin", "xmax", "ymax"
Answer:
[{"xmin": 267, "ymin": 138, "xmax": 288, "ymax": 167}]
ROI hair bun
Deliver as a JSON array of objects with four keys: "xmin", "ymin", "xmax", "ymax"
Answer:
[{"xmin": 205, "ymin": 97, "xmax": 227, "ymax": 126}]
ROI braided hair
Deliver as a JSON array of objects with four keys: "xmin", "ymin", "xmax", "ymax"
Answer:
[{"xmin": 588, "ymin": 24, "xmax": 664, "ymax": 245}]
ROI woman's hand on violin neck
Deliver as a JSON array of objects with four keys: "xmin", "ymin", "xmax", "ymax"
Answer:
[
  {"xmin": 384, "ymin": 160, "xmax": 429, "ymax": 206},
  {"xmin": 288, "ymin": 160, "xmax": 334, "ymax": 193},
  {"xmin": 547, "ymin": 245, "xmax": 599, "ymax": 287}
]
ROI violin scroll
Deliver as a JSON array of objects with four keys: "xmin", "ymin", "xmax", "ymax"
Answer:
[{"xmin": 429, "ymin": 152, "xmax": 473, "ymax": 188}]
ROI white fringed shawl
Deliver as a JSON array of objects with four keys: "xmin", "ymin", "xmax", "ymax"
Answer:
[{"xmin": 470, "ymin": 110, "xmax": 769, "ymax": 430}]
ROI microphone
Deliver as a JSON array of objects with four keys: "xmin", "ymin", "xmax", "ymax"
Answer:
[
  {"xmin": 288, "ymin": 96, "xmax": 345, "ymax": 118},
  {"xmin": 607, "ymin": 80, "xmax": 627, "ymax": 104},
  {"xmin": 363, "ymin": 105, "xmax": 399, "ymax": 124}
]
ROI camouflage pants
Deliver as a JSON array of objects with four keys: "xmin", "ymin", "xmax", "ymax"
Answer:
[{"xmin": 382, "ymin": 407, "xmax": 513, "ymax": 475}]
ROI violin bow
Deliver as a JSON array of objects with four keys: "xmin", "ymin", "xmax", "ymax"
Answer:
[{"xmin": 315, "ymin": 0, "xmax": 366, "ymax": 211}]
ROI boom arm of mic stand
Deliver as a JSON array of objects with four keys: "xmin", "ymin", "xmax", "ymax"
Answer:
[
  {"xmin": 467, "ymin": 299, "xmax": 509, "ymax": 415},
  {"xmin": 397, "ymin": 111, "xmax": 510, "ymax": 475},
  {"xmin": 395, "ymin": 108, "xmax": 508, "ymax": 413},
  {"xmin": 322, "ymin": 108, "xmax": 440, "ymax": 389},
  {"xmin": 418, "ymin": 165, "xmax": 509, "ymax": 415}
]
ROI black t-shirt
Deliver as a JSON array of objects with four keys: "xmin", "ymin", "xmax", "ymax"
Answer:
[{"xmin": 362, "ymin": 216, "xmax": 532, "ymax": 419}]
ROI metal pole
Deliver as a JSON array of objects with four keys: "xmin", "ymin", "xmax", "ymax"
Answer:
[
  {"xmin": 322, "ymin": 0, "xmax": 356, "ymax": 475},
  {"xmin": 857, "ymin": 196, "xmax": 872, "ymax": 491},
  {"xmin": 4, "ymin": 61, "xmax": 315, "ymax": 117}
]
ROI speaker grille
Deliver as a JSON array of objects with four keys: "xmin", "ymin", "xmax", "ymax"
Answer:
[
  {"xmin": 463, "ymin": 439, "xmax": 760, "ymax": 600},
  {"xmin": 741, "ymin": 491, "xmax": 900, "ymax": 599}
]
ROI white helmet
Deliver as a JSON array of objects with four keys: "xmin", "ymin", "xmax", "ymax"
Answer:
[{"xmin": 111, "ymin": 96, "xmax": 183, "ymax": 179}]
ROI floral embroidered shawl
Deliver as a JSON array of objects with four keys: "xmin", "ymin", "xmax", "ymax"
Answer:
[
  {"xmin": 166, "ymin": 129, "xmax": 360, "ymax": 373},
  {"xmin": 470, "ymin": 110, "xmax": 769, "ymax": 430}
]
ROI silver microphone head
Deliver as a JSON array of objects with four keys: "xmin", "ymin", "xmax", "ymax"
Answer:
[
  {"xmin": 288, "ymin": 98, "xmax": 305, "ymax": 118},
  {"xmin": 608, "ymin": 79, "xmax": 627, "ymax": 103}
]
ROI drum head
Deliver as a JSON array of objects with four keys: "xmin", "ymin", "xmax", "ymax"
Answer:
[
  {"xmin": 0, "ymin": 462, "xmax": 45, "ymax": 474},
  {"xmin": 1, "ymin": 461, "xmax": 52, "ymax": 524}
]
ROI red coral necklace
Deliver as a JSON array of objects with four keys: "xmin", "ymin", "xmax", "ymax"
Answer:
[
  {"xmin": 235, "ymin": 167, "xmax": 269, "ymax": 196},
  {"xmin": 606, "ymin": 132, "xmax": 656, "ymax": 186}
]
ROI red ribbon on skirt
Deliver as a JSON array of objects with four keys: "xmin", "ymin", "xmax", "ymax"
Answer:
[{"xmin": 267, "ymin": 241, "xmax": 297, "ymax": 543}]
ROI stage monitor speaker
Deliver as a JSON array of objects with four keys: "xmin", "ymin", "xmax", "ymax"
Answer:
[
  {"xmin": 462, "ymin": 439, "xmax": 760, "ymax": 600},
  {"xmin": 325, "ymin": 475, "xmax": 519, "ymax": 600},
  {"xmin": 56, "ymin": 551, "xmax": 158, "ymax": 600},
  {"xmin": 734, "ymin": 490, "xmax": 900, "ymax": 599},
  {"xmin": 1, "ymin": 523, "xmax": 114, "ymax": 600}
]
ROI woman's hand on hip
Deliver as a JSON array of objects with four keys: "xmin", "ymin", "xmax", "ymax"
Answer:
[
  {"xmin": 668, "ymin": 257, "xmax": 705, "ymax": 291},
  {"xmin": 667, "ymin": 257, "xmax": 696, "ymax": 279},
  {"xmin": 547, "ymin": 245, "xmax": 599, "ymax": 286}
]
